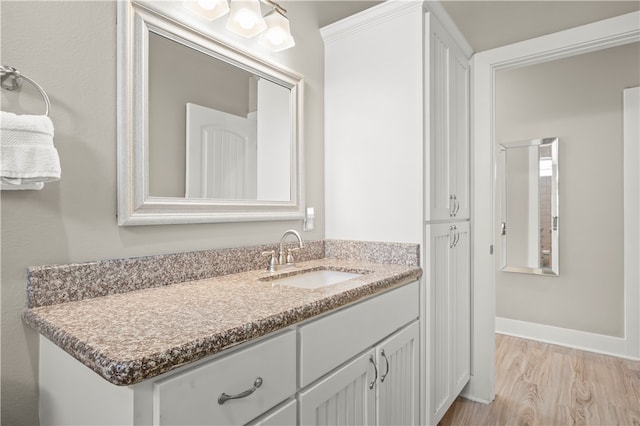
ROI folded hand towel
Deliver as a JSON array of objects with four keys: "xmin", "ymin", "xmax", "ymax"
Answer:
[{"xmin": 1, "ymin": 111, "xmax": 61, "ymax": 190}]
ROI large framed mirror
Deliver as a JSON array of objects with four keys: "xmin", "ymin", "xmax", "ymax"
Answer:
[
  {"xmin": 117, "ymin": 1, "xmax": 304, "ymax": 225},
  {"xmin": 499, "ymin": 137, "xmax": 559, "ymax": 275}
]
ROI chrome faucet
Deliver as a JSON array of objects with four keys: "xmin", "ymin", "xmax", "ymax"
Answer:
[
  {"xmin": 278, "ymin": 229, "xmax": 304, "ymax": 267},
  {"xmin": 262, "ymin": 229, "xmax": 305, "ymax": 272}
]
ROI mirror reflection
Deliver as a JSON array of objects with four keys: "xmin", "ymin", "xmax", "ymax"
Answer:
[
  {"xmin": 148, "ymin": 32, "xmax": 292, "ymax": 201},
  {"xmin": 499, "ymin": 137, "xmax": 559, "ymax": 275}
]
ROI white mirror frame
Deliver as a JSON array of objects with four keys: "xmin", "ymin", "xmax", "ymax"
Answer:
[{"xmin": 117, "ymin": 1, "xmax": 304, "ymax": 225}]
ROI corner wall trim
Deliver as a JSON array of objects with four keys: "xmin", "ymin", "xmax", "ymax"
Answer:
[
  {"xmin": 424, "ymin": 1, "xmax": 473, "ymax": 58},
  {"xmin": 496, "ymin": 317, "xmax": 640, "ymax": 361},
  {"xmin": 623, "ymin": 86, "xmax": 640, "ymax": 360},
  {"xmin": 320, "ymin": 0, "xmax": 422, "ymax": 44}
]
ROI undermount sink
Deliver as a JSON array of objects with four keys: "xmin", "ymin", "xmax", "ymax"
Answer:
[{"xmin": 263, "ymin": 269, "xmax": 364, "ymax": 289}]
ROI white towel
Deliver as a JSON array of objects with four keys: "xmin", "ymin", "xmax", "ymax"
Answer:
[{"xmin": 0, "ymin": 111, "xmax": 61, "ymax": 190}]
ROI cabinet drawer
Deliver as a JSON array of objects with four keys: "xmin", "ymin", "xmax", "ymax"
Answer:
[
  {"xmin": 246, "ymin": 399, "xmax": 296, "ymax": 426},
  {"xmin": 153, "ymin": 330, "xmax": 296, "ymax": 426},
  {"xmin": 299, "ymin": 281, "xmax": 419, "ymax": 388}
]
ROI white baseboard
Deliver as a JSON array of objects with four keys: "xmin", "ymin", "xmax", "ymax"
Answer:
[
  {"xmin": 496, "ymin": 317, "xmax": 640, "ymax": 361},
  {"xmin": 459, "ymin": 388, "xmax": 492, "ymax": 405}
]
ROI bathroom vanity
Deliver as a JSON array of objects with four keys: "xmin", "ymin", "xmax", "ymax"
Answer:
[{"xmin": 24, "ymin": 240, "xmax": 422, "ymax": 425}]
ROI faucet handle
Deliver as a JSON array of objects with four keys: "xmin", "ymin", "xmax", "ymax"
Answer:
[
  {"xmin": 286, "ymin": 247, "xmax": 300, "ymax": 265},
  {"xmin": 261, "ymin": 250, "xmax": 278, "ymax": 272}
]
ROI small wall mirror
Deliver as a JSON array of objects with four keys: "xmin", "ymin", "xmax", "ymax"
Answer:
[
  {"xmin": 117, "ymin": 1, "xmax": 304, "ymax": 225},
  {"xmin": 499, "ymin": 137, "xmax": 559, "ymax": 275}
]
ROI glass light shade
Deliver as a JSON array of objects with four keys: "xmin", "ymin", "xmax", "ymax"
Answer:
[
  {"xmin": 226, "ymin": 0, "xmax": 267, "ymax": 38},
  {"xmin": 183, "ymin": 0, "xmax": 229, "ymax": 21},
  {"xmin": 258, "ymin": 10, "xmax": 295, "ymax": 51}
]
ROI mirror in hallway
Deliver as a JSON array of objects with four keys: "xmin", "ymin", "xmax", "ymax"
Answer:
[{"xmin": 499, "ymin": 137, "xmax": 559, "ymax": 276}]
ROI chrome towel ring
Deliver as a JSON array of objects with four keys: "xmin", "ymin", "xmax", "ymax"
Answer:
[{"xmin": 1, "ymin": 65, "xmax": 51, "ymax": 116}]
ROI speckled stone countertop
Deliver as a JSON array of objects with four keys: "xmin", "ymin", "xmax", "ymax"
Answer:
[{"xmin": 23, "ymin": 240, "xmax": 422, "ymax": 386}]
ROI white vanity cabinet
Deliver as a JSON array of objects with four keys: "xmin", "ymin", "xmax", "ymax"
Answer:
[
  {"xmin": 297, "ymin": 281, "xmax": 419, "ymax": 425},
  {"xmin": 298, "ymin": 320, "xmax": 419, "ymax": 426},
  {"xmin": 38, "ymin": 281, "xmax": 419, "ymax": 426}
]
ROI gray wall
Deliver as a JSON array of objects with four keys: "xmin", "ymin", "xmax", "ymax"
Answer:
[
  {"xmin": 0, "ymin": 2, "xmax": 325, "ymax": 423},
  {"xmin": 495, "ymin": 42, "xmax": 640, "ymax": 337}
]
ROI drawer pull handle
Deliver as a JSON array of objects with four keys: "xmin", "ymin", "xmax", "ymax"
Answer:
[
  {"xmin": 380, "ymin": 350, "xmax": 390, "ymax": 382},
  {"xmin": 368, "ymin": 355, "xmax": 378, "ymax": 390},
  {"xmin": 218, "ymin": 377, "xmax": 263, "ymax": 405}
]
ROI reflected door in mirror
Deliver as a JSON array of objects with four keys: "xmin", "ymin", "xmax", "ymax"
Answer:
[{"xmin": 149, "ymin": 32, "xmax": 292, "ymax": 201}]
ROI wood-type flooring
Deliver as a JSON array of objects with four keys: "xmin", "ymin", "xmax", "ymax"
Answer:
[{"xmin": 439, "ymin": 334, "xmax": 640, "ymax": 425}]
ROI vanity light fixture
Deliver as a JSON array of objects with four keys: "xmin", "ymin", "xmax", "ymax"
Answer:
[
  {"xmin": 183, "ymin": 0, "xmax": 230, "ymax": 21},
  {"xmin": 183, "ymin": 0, "xmax": 295, "ymax": 51},
  {"xmin": 259, "ymin": 7, "xmax": 295, "ymax": 51},
  {"xmin": 226, "ymin": 0, "xmax": 267, "ymax": 38}
]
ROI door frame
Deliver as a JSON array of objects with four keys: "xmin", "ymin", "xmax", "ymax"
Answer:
[{"xmin": 468, "ymin": 11, "xmax": 640, "ymax": 404}]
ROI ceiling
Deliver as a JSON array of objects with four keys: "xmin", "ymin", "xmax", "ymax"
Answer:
[
  {"xmin": 313, "ymin": 0, "xmax": 640, "ymax": 52},
  {"xmin": 441, "ymin": 1, "xmax": 640, "ymax": 52},
  {"xmin": 311, "ymin": 0, "xmax": 383, "ymax": 27}
]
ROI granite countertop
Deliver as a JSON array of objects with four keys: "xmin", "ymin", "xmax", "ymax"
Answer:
[{"xmin": 23, "ymin": 255, "xmax": 421, "ymax": 386}]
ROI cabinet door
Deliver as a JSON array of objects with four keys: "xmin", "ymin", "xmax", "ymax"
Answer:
[
  {"xmin": 299, "ymin": 282, "xmax": 419, "ymax": 388},
  {"xmin": 451, "ymin": 222, "xmax": 471, "ymax": 394},
  {"xmin": 428, "ymin": 15, "xmax": 470, "ymax": 221},
  {"xmin": 429, "ymin": 20, "xmax": 453, "ymax": 222},
  {"xmin": 427, "ymin": 223, "xmax": 454, "ymax": 422},
  {"xmin": 449, "ymin": 49, "xmax": 470, "ymax": 220},
  {"xmin": 298, "ymin": 349, "xmax": 376, "ymax": 426},
  {"xmin": 428, "ymin": 222, "xmax": 471, "ymax": 424},
  {"xmin": 377, "ymin": 321, "xmax": 419, "ymax": 426}
]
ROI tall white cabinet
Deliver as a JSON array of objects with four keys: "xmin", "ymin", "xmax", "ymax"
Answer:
[
  {"xmin": 425, "ymin": 10, "xmax": 472, "ymax": 425},
  {"xmin": 322, "ymin": 2, "xmax": 472, "ymax": 424}
]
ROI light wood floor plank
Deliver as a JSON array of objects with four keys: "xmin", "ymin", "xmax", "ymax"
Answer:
[{"xmin": 439, "ymin": 334, "xmax": 640, "ymax": 426}]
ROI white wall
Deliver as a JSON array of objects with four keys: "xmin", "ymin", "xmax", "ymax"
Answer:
[
  {"xmin": 323, "ymin": 4, "xmax": 423, "ymax": 244},
  {"xmin": 495, "ymin": 42, "xmax": 640, "ymax": 337},
  {"xmin": 0, "ymin": 1, "xmax": 326, "ymax": 423}
]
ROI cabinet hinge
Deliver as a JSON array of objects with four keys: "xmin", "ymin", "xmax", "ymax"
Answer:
[{"xmin": 490, "ymin": 245, "xmax": 494, "ymax": 255}]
